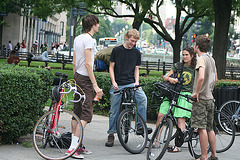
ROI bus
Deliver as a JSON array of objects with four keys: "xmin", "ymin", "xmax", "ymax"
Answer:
[{"xmin": 99, "ymin": 37, "xmax": 118, "ymax": 50}]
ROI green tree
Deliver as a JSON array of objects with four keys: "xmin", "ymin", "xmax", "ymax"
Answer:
[
  {"xmin": 94, "ymin": 17, "xmax": 114, "ymax": 42},
  {"xmin": 144, "ymin": 0, "xmax": 213, "ymax": 63},
  {"xmin": 111, "ymin": 19, "xmax": 130, "ymax": 35},
  {"xmin": 81, "ymin": 0, "xmax": 155, "ymax": 30}
]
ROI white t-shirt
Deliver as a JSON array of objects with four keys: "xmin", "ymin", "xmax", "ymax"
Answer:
[{"xmin": 74, "ymin": 34, "xmax": 97, "ymax": 76}]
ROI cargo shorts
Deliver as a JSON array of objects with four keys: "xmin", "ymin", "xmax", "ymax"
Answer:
[{"xmin": 191, "ymin": 99, "xmax": 215, "ymax": 131}]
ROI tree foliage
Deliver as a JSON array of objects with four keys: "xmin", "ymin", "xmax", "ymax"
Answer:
[{"xmin": 80, "ymin": 0, "xmax": 155, "ymax": 29}]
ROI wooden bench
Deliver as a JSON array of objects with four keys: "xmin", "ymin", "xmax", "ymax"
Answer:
[{"xmin": 0, "ymin": 50, "xmax": 72, "ymax": 70}]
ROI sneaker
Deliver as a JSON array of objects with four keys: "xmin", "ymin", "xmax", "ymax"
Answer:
[
  {"xmin": 136, "ymin": 127, "xmax": 153, "ymax": 135},
  {"xmin": 72, "ymin": 151, "xmax": 84, "ymax": 159},
  {"xmin": 78, "ymin": 147, "xmax": 92, "ymax": 155},
  {"xmin": 66, "ymin": 148, "xmax": 74, "ymax": 155},
  {"xmin": 105, "ymin": 134, "xmax": 114, "ymax": 147}
]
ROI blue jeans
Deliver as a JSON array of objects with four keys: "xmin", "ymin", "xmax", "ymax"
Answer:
[{"xmin": 107, "ymin": 83, "xmax": 147, "ymax": 135}]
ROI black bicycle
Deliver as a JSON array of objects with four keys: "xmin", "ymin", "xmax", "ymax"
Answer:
[
  {"xmin": 147, "ymin": 82, "xmax": 235, "ymax": 160},
  {"xmin": 115, "ymin": 84, "xmax": 150, "ymax": 154}
]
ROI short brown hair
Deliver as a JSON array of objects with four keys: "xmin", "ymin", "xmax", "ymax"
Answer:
[
  {"xmin": 195, "ymin": 35, "xmax": 211, "ymax": 52},
  {"xmin": 125, "ymin": 29, "xmax": 140, "ymax": 40},
  {"xmin": 82, "ymin": 15, "xmax": 99, "ymax": 33}
]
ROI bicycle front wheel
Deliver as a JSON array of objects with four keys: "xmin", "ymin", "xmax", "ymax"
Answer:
[
  {"xmin": 147, "ymin": 118, "xmax": 173, "ymax": 160},
  {"xmin": 218, "ymin": 100, "xmax": 240, "ymax": 135},
  {"xmin": 116, "ymin": 108, "xmax": 148, "ymax": 154},
  {"xmin": 188, "ymin": 128, "xmax": 201, "ymax": 159},
  {"xmin": 33, "ymin": 109, "xmax": 83, "ymax": 160}
]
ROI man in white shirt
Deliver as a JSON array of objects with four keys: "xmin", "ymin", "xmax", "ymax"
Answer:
[{"xmin": 67, "ymin": 15, "xmax": 104, "ymax": 159}]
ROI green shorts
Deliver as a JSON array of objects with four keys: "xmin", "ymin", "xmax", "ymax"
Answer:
[
  {"xmin": 191, "ymin": 99, "xmax": 214, "ymax": 131},
  {"xmin": 159, "ymin": 92, "xmax": 192, "ymax": 118}
]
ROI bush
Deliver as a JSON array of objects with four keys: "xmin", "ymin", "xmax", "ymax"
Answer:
[
  {"xmin": 0, "ymin": 64, "xmax": 53, "ymax": 144},
  {"xmin": 94, "ymin": 72, "xmax": 240, "ymax": 122},
  {"xmin": 94, "ymin": 72, "xmax": 162, "ymax": 121}
]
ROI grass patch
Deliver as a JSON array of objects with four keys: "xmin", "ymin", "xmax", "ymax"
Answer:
[{"xmin": 22, "ymin": 141, "xmax": 33, "ymax": 148}]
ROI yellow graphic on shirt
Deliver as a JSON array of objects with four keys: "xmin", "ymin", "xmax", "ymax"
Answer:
[{"xmin": 182, "ymin": 71, "xmax": 192, "ymax": 85}]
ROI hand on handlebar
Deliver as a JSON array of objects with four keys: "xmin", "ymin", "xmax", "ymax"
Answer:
[
  {"xmin": 112, "ymin": 82, "xmax": 119, "ymax": 90},
  {"xmin": 169, "ymin": 77, "xmax": 178, "ymax": 84}
]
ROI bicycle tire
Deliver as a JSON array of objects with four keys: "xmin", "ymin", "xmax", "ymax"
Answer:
[
  {"xmin": 116, "ymin": 108, "xmax": 148, "ymax": 154},
  {"xmin": 215, "ymin": 111, "xmax": 235, "ymax": 153},
  {"xmin": 188, "ymin": 128, "xmax": 201, "ymax": 159},
  {"xmin": 33, "ymin": 109, "xmax": 83, "ymax": 160},
  {"xmin": 218, "ymin": 100, "xmax": 240, "ymax": 135},
  {"xmin": 147, "ymin": 118, "xmax": 173, "ymax": 160}
]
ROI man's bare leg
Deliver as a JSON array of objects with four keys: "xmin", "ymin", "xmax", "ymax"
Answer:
[
  {"xmin": 208, "ymin": 130, "xmax": 217, "ymax": 158},
  {"xmin": 197, "ymin": 128, "xmax": 208, "ymax": 160}
]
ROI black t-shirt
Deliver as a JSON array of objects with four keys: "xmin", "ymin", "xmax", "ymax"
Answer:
[{"xmin": 109, "ymin": 45, "xmax": 141, "ymax": 85}]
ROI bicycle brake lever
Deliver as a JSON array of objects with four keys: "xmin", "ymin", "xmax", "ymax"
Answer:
[{"xmin": 70, "ymin": 92, "xmax": 86, "ymax": 104}]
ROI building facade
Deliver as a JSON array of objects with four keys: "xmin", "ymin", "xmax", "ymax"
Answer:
[{"xmin": 1, "ymin": 11, "xmax": 67, "ymax": 53}]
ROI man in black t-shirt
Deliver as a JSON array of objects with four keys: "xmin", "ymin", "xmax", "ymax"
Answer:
[{"xmin": 105, "ymin": 29, "xmax": 148, "ymax": 147}]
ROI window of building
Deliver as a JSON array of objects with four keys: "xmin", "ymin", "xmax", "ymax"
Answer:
[{"xmin": 60, "ymin": 21, "xmax": 64, "ymax": 36}]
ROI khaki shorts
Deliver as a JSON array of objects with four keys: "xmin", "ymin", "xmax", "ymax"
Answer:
[
  {"xmin": 73, "ymin": 73, "xmax": 94, "ymax": 123},
  {"xmin": 191, "ymin": 99, "xmax": 214, "ymax": 131}
]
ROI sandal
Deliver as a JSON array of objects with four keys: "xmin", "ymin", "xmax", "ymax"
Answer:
[
  {"xmin": 167, "ymin": 146, "xmax": 182, "ymax": 152},
  {"xmin": 208, "ymin": 156, "xmax": 218, "ymax": 160}
]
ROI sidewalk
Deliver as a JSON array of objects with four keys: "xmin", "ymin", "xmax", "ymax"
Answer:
[{"xmin": 0, "ymin": 114, "xmax": 239, "ymax": 160}]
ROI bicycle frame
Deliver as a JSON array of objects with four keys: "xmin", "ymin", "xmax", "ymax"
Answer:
[
  {"xmin": 233, "ymin": 106, "xmax": 240, "ymax": 122},
  {"xmin": 120, "ymin": 88, "xmax": 138, "ymax": 130},
  {"xmin": 48, "ymin": 88, "xmax": 64, "ymax": 137}
]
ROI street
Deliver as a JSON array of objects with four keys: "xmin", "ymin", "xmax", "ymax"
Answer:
[{"xmin": 0, "ymin": 114, "xmax": 239, "ymax": 160}]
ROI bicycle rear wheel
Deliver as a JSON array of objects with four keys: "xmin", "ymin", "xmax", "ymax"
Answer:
[
  {"xmin": 218, "ymin": 100, "xmax": 240, "ymax": 135},
  {"xmin": 215, "ymin": 112, "xmax": 235, "ymax": 153},
  {"xmin": 116, "ymin": 108, "xmax": 148, "ymax": 154},
  {"xmin": 33, "ymin": 109, "xmax": 83, "ymax": 160},
  {"xmin": 147, "ymin": 118, "xmax": 173, "ymax": 160}
]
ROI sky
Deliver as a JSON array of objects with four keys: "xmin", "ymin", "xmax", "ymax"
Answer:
[{"xmin": 165, "ymin": 1, "xmax": 176, "ymax": 18}]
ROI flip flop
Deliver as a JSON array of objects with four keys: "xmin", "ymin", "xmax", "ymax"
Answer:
[{"xmin": 167, "ymin": 146, "xmax": 182, "ymax": 152}]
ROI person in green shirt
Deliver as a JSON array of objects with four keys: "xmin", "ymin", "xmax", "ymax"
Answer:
[{"xmin": 155, "ymin": 46, "xmax": 196, "ymax": 152}]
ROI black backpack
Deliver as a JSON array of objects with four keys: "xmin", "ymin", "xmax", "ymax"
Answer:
[{"xmin": 156, "ymin": 62, "xmax": 183, "ymax": 100}]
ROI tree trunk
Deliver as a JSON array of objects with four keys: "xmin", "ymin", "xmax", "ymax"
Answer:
[
  {"xmin": 132, "ymin": 18, "xmax": 142, "ymax": 30},
  {"xmin": 213, "ymin": 0, "xmax": 232, "ymax": 80},
  {"xmin": 171, "ymin": 41, "xmax": 181, "ymax": 63}
]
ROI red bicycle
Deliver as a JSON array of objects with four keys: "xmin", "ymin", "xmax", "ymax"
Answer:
[{"xmin": 33, "ymin": 72, "xmax": 85, "ymax": 160}]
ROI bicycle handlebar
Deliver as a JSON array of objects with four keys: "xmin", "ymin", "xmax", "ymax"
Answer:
[
  {"xmin": 155, "ymin": 83, "xmax": 197, "ymax": 102},
  {"xmin": 113, "ymin": 83, "xmax": 146, "ymax": 94},
  {"xmin": 59, "ymin": 83, "xmax": 86, "ymax": 104}
]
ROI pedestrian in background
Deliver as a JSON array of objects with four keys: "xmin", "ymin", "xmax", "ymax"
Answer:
[
  {"xmin": 21, "ymin": 40, "xmax": 27, "ymax": 53},
  {"xmin": 67, "ymin": 15, "xmax": 103, "ymax": 159},
  {"xmin": 14, "ymin": 42, "xmax": 21, "ymax": 56},
  {"xmin": 7, "ymin": 41, "xmax": 13, "ymax": 52},
  {"xmin": 7, "ymin": 50, "xmax": 20, "ymax": 65},
  {"xmin": 32, "ymin": 40, "xmax": 38, "ymax": 53},
  {"xmin": 191, "ymin": 35, "xmax": 218, "ymax": 160}
]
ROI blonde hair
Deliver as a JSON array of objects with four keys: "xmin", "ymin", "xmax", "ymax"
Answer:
[{"xmin": 125, "ymin": 29, "xmax": 140, "ymax": 40}]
